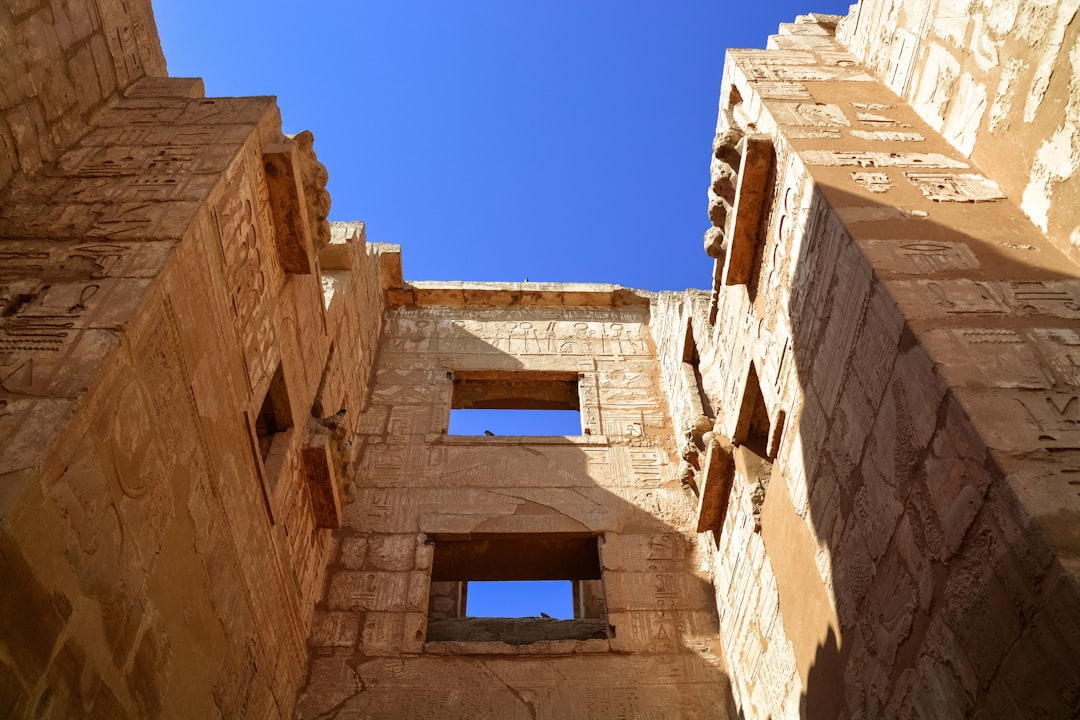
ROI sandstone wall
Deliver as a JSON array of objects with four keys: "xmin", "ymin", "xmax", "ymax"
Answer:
[
  {"xmin": 0, "ymin": 74, "xmax": 388, "ymax": 717},
  {"xmin": 0, "ymin": 0, "xmax": 166, "ymax": 192},
  {"xmin": 295, "ymin": 285, "xmax": 736, "ymax": 719},
  {"xmin": 837, "ymin": 0, "xmax": 1080, "ymax": 257},
  {"xmin": 682, "ymin": 13, "xmax": 1080, "ymax": 718}
]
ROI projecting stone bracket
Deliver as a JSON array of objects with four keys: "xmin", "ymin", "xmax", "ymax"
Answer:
[
  {"xmin": 695, "ymin": 435, "xmax": 736, "ymax": 534},
  {"xmin": 721, "ymin": 134, "xmax": 775, "ymax": 286},
  {"xmin": 302, "ymin": 430, "xmax": 342, "ymax": 529},
  {"xmin": 264, "ymin": 140, "xmax": 317, "ymax": 274}
]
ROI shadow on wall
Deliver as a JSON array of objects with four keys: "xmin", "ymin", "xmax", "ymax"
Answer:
[
  {"xmin": 298, "ymin": 316, "xmax": 742, "ymax": 719},
  {"xmin": 777, "ymin": 182, "xmax": 1080, "ymax": 717}
]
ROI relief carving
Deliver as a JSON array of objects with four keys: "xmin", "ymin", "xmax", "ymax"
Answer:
[{"xmin": 904, "ymin": 172, "xmax": 1004, "ymax": 202}]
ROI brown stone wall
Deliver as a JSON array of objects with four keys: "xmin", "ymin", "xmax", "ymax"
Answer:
[
  {"xmin": 295, "ymin": 286, "xmax": 737, "ymax": 719},
  {"xmin": 837, "ymin": 0, "xmax": 1080, "ymax": 258},
  {"xmin": 0, "ymin": 73, "xmax": 389, "ymax": 717},
  {"xmin": 677, "ymin": 13, "xmax": 1080, "ymax": 718},
  {"xmin": 0, "ymin": 0, "xmax": 167, "ymax": 192}
]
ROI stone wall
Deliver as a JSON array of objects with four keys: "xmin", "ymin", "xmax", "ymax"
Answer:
[
  {"xmin": 295, "ymin": 285, "xmax": 737, "ymax": 719},
  {"xmin": 837, "ymin": 0, "xmax": 1080, "ymax": 257},
  {"xmin": 4, "ymin": 3, "xmax": 1080, "ymax": 718},
  {"xmin": 680, "ymin": 12, "xmax": 1080, "ymax": 718},
  {"xmin": 0, "ymin": 0, "xmax": 166, "ymax": 192},
  {"xmin": 0, "ymin": 70, "xmax": 390, "ymax": 718}
]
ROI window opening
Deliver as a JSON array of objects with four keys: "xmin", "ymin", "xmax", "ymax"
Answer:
[
  {"xmin": 255, "ymin": 364, "xmax": 292, "ymax": 460},
  {"xmin": 448, "ymin": 371, "xmax": 581, "ymax": 436},
  {"xmin": 733, "ymin": 362, "xmax": 775, "ymax": 534},
  {"xmin": 448, "ymin": 409, "xmax": 580, "ymax": 436},
  {"xmin": 682, "ymin": 322, "xmax": 714, "ymax": 418},
  {"xmin": 425, "ymin": 534, "xmax": 608, "ymax": 645}
]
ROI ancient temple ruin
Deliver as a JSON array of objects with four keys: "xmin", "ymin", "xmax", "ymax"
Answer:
[{"xmin": 1, "ymin": 1, "xmax": 1079, "ymax": 717}]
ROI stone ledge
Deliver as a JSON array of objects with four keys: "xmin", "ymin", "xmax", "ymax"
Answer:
[
  {"xmin": 425, "ymin": 617, "xmax": 610, "ymax": 650},
  {"xmin": 387, "ymin": 281, "xmax": 653, "ymax": 308}
]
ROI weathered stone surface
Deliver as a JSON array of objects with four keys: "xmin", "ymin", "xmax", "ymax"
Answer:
[
  {"xmin": 2, "ymin": 3, "xmax": 1079, "ymax": 720},
  {"xmin": 695, "ymin": 435, "xmax": 735, "ymax": 534},
  {"xmin": 426, "ymin": 617, "xmax": 608, "ymax": 644}
]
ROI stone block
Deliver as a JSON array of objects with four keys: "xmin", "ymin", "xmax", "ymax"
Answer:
[
  {"xmin": 263, "ymin": 141, "xmax": 315, "ymax": 274},
  {"xmin": 309, "ymin": 611, "xmax": 360, "ymax": 648},
  {"xmin": 301, "ymin": 432, "xmax": 341, "ymax": 529},
  {"xmin": 327, "ymin": 570, "xmax": 409, "ymax": 612},
  {"xmin": 696, "ymin": 435, "xmax": 735, "ymax": 534},
  {"xmin": 722, "ymin": 135, "xmax": 774, "ymax": 286}
]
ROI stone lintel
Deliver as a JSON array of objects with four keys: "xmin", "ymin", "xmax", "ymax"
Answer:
[{"xmin": 387, "ymin": 281, "xmax": 652, "ymax": 308}]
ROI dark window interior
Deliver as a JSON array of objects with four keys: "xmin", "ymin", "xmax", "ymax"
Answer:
[{"xmin": 255, "ymin": 364, "xmax": 293, "ymax": 460}]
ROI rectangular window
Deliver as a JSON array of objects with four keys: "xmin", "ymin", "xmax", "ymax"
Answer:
[
  {"xmin": 425, "ymin": 534, "xmax": 609, "ymax": 646},
  {"xmin": 447, "ymin": 371, "xmax": 581, "ymax": 436}
]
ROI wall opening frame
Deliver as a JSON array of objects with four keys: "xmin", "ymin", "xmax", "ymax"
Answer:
[{"xmin": 425, "ymin": 533, "xmax": 610, "ymax": 646}]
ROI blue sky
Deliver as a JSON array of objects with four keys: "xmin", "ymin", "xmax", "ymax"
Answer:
[{"xmin": 156, "ymin": 1, "xmax": 853, "ymax": 291}]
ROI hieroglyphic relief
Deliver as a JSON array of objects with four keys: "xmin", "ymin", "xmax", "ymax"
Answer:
[
  {"xmin": 606, "ymin": 445, "xmax": 668, "ymax": 487},
  {"xmin": 212, "ymin": 147, "xmax": 282, "ymax": 392},
  {"xmin": 756, "ymin": 160, "xmax": 810, "ymax": 336},
  {"xmin": 0, "ymin": 266, "xmax": 137, "ymax": 397},
  {"xmin": 740, "ymin": 57, "xmax": 874, "ymax": 83},
  {"xmin": 850, "ymin": 171, "xmax": 893, "ymax": 193},
  {"xmin": 370, "ymin": 368, "xmax": 442, "ymax": 405},
  {"xmin": 47, "ymin": 175, "xmax": 219, "ymax": 204},
  {"xmin": 802, "ymin": 150, "xmax": 968, "ymax": 168},
  {"xmin": 88, "ymin": 200, "xmax": 202, "ymax": 240},
  {"xmin": 887, "ymin": 280, "xmax": 1080, "ymax": 320},
  {"xmin": 919, "ymin": 328, "xmax": 1053, "ymax": 389},
  {"xmin": 978, "ymin": 392, "xmax": 1080, "ymax": 451},
  {"xmin": 860, "ymin": 239, "xmax": 979, "ymax": 274},
  {"xmin": 886, "ymin": 279, "xmax": 1010, "ymax": 318},
  {"xmin": 1008, "ymin": 281, "xmax": 1080, "ymax": 318},
  {"xmin": 81, "ymin": 123, "xmax": 256, "ymax": 149},
  {"xmin": 579, "ymin": 372, "xmax": 603, "ymax": 436},
  {"xmin": 57, "ymin": 142, "xmax": 237, "ymax": 177},
  {"xmin": 854, "ymin": 111, "xmax": 910, "ymax": 127},
  {"xmin": 0, "ymin": 242, "xmax": 147, "ymax": 281},
  {"xmin": 754, "ymin": 82, "xmax": 813, "ymax": 100},
  {"xmin": 382, "ymin": 316, "xmax": 651, "ymax": 358},
  {"xmin": 771, "ymin": 103, "xmax": 850, "ymax": 127},
  {"xmin": 597, "ymin": 361, "xmax": 662, "ymax": 408},
  {"xmin": 783, "ymin": 127, "xmax": 842, "ymax": 139},
  {"xmin": 1031, "ymin": 329, "xmax": 1080, "ymax": 385},
  {"xmin": 850, "ymin": 130, "xmax": 925, "ymax": 142},
  {"xmin": 418, "ymin": 445, "xmax": 587, "ymax": 488},
  {"xmin": 903, "ymin": 172, "xmax": 1004, "ymax": 202}
]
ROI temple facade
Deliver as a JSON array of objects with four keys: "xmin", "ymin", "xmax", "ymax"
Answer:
[{"xmin": 1, "ymin": 1, "xmax": 1078, "ymax": 718}]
